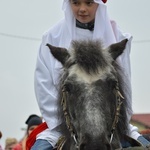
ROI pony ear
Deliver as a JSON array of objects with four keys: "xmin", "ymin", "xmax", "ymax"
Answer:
[
  {"xmin": 109, "ymin": 39, "xmax": 128, "ymax": 60},
  {"xmin": 46, "ymin": 44, "xmax": 69, "ymax": 65}
]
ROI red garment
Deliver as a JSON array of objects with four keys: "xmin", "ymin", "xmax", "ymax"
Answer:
[
  {"xmin": 26, "ymin": 122, "xmax": 48, "ymax": 150},
  {"xmin": 102, "ymin": 0, "xmax": 107, "ymax": 3}
]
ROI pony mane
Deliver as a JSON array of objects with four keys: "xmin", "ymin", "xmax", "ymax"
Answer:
[{"xmin": 69, "ymin": 40, "xmax": 112, "ymax": 74}]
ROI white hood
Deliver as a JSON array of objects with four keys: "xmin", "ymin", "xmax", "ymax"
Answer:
[{"xmin": 61, "ymin": 0, "xmax": 117, "ymax": 47}]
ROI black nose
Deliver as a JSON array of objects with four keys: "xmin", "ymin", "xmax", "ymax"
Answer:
[
  {"xmin": 79, "ymin": 135, "xmax": 112, "ymax": 150},
  {"xmin": 79, "ymin": 143, "xmax": 112, "ymax": 150}
]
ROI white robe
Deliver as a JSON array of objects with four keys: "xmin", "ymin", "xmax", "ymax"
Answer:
[{"xmin": 34, "ymin": 0, "xmax": 140, "ymax": 147}]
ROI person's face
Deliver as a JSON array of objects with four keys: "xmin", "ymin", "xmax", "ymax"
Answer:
[
  {"xmin": 6, "ymin": 144, "xmax": 16, "ymax": 150},
  {"xmin": 28, "ymin": 125, "xmax": 38, "ymax": 135},
  {"xmin": 70, "ymin": 0, "xmax": 98, "ymax": 23}
]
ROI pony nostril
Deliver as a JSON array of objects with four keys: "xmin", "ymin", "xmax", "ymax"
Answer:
[
  {"xmin": 80, "ymin": 141, "xmax": 111, "ymax": 150},
  {"xmin": 80, "ymin": 143, "xmax": 87, "ymax": 150},
  {"xmin": 106, "ymin": 143, "xmax": 112, "ymax": 150}
]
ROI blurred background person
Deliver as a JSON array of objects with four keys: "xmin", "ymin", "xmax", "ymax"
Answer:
[
  {"xmin": 0, "ymin": 131, "xmax": 3, "ymax": 150},
  {"xmin": 13, "ymin": 114, "xmax": 42, "ymax": 150},
  {"xmin": 5, "ymin": 137, "xmax": 18, "ymax": 150}
]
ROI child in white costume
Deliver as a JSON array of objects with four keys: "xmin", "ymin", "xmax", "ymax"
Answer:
[{"xmin": 32, "ymin": 0, "xmax": 150, "ymax": 149}]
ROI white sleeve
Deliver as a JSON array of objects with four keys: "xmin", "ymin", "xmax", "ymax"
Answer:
[
  {"xmin": 129, "ymin": 124, "xmax": 141, "ymax": 140},
  {"xmin": 116, "ymin": 37, "xmax": 133, "ymax": 120},
  {"xmin": 111, "ymin": 20, "xmax": 133, "ymax": 118},
  {"xmin": 111, "ymin": 23, "xmax": 148, "ymax": 142},
  {"xmin": 116, "ymin": 32, "xmax": 141, "ymax": 140},
  {"xmin": 34, "ymin": 35, "xmax": 61, "ymax": 130}
]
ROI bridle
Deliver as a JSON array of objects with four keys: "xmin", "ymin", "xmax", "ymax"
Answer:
[
  {"xmin": 61, "ymin": 87, "xmax": 79, "ymax": 149},
  {"xmin": 110, "ymin": 81, "xmax": 124, "ymax": 143},
  {"xmin": 59, "ymin": 81, "xmax": 124, "ymax": 150}
]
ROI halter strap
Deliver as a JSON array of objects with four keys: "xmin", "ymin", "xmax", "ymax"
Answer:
[
  {"xmin": 110, "ymin": 82, "xmax": 124, "ymax": 143},
  {"xmin": 61, "ymin": 88, "xmax": 79, "ymax": 149}
]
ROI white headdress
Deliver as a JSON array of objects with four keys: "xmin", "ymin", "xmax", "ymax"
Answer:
[{"xmin": 61, "ymin": 0, "xmax": 117, "ymax": 47}]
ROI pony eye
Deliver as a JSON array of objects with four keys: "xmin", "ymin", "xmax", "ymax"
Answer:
[
  {"xmin": 106, "ymin": 78, "xmax": 117, "ymax": 89},
  {"xmin": 111, "ymin": 81, "xmax": 117, "ymax": 89},
  {"xmin": 63, "ymin": 82, "xmax": 73, "ymax": 93}
]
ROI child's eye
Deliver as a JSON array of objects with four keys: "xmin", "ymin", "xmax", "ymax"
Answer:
[
  {"xmin": 71, "ymin": 0, "xmax": 79, "ymax": 5},
  {"xmin": 86, "ymin": 1, "xmax": 94, "ymax": 5},
  {"xmin": 72, "ymin": 2, "xmax": 79, "ymax": 4}
]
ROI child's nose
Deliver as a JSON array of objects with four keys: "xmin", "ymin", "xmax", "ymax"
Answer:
[{"xmin": 79, "ymin": 4, "xmax": 87, "ymax": 13}]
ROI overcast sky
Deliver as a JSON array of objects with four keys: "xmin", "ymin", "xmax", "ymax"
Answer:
[{"xmin": 0, "ymin": 0, "xmax": 150, "ymax": 148}]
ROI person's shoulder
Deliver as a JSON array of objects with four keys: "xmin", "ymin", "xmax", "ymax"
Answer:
[
  {"xmin": 42, "ymin": 19, "xmax": 64, "ymax": 38},
  {"xmin": 110, "ymin": 20, "xmax": 121, "ymax": 32},
  {"xmin": 110, "ymin": 20, "xmax": 132, "ymax": 41},
  {"xmin": 110, "ymin": 20, "xmax": 117, "ymax": 26},
  {"xmin": 40, "ymin": 19, "xmax": 65, "ymax": 45}
]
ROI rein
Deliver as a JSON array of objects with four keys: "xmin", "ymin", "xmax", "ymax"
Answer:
[
  {"xmin": 61, "ymin": 88, "xmax": 79, "ymax": 149},
  {"xmin": 110, "ymin": 82, "xmax": 124, "ymax": 143},
  {"xmin": 59, "ymin": 81, "xmax": 124, "ymax": 149}
]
